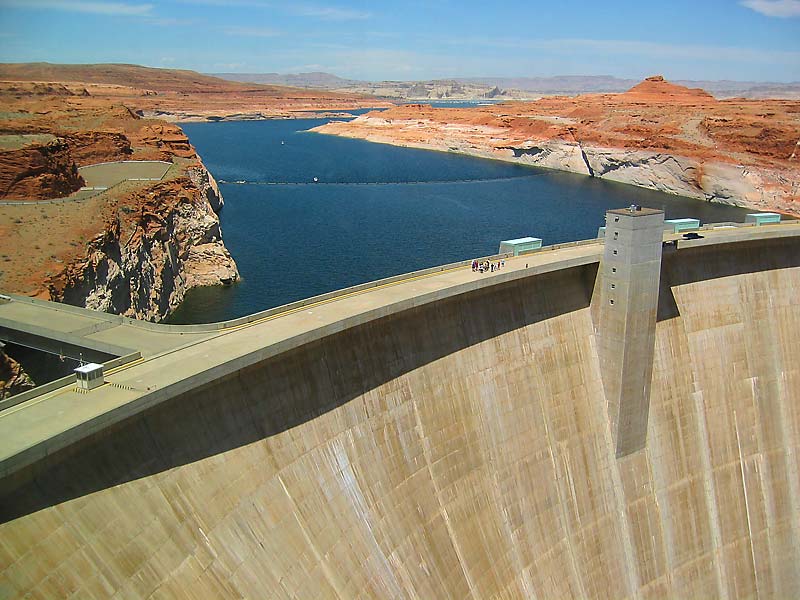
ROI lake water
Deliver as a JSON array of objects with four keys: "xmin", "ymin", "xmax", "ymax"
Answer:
[{"xmin": 168, "ymin": 118, "xmax": 752, "ymax": 324}]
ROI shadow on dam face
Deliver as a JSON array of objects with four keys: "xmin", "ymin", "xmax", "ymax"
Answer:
[
  {"xmin": 1, "ymin": 264, "xmax": 598, "ymax": 523},
  {"xmin": 657, "ymin": 237, "xmax": 800, "ymax": 322},
  {"xmin": 1, "ymin": 237, "xmax": 799, "ymax": 598}
]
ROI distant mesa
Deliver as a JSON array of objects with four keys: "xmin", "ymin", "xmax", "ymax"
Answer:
[{"xmin": 624, "ymin": 75, "xmax": 716, "ymax": 101}]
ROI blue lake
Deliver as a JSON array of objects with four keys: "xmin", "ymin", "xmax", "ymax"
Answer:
[{"xmin": 168, "ymin": 118, "xmax": 752, "ymax": 324}]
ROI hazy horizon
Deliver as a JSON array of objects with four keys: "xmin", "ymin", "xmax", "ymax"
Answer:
[
  {"xmin": 0, "ymin": 0, "xmax": 799, "ymax": 83},
  {"xmin": 206, "ymin": 70, "xmax": 800, "ymax": 85}
]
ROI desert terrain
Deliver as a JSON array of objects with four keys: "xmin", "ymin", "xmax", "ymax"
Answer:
[
  {"xmin": 0, "ymin": 63, "xmax": 389, "ymax": 308},
  {"xmin": 0, "ymin": 63, "xmax": 392, "ymax": 122},
  {"xmin": 0, "ymin": 79, "xmax": 230, "ymax": 306},
  {"xmin": 315, "ymin": 76, "xmax": 800, "ymax": 216}
]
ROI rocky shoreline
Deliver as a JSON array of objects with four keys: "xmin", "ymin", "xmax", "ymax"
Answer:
[
  {"xmin": 44, "ymin": 160, "xmax": 239, "ymax": 322},
  {"xmin": 137, "ymin": 108, "xmax": 382, "ymax": 123},
  {"xmin": 316, "ymin": 124, "xmax": 798, "ymax": 214},
  {"xmin": 0, "ymin": 102, "xmax": 240, "ymax": 323},
  {"xmin": 313, "ymin": 77, "xmax": 800, "ymax": 216}
]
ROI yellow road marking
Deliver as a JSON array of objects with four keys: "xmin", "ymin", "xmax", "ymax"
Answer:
[{"xmin": 105, "ymin": 357, "xmax": 145, "ymax": 376}]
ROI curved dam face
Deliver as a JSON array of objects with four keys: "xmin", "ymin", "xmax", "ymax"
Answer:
[{"xmin": 1, "ymin": 237, "xmax": 799, "ymax": 598}]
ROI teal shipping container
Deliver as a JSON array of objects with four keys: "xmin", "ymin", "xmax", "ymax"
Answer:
[
  {"xmin": 664, "ymin": 218, "xmax": 700, "ymax": 233},
  {"xmin": 498, "ymin": 237, "xmax": 542, "ymax": 256},
  {"xmin": 745, "ymin": 213, "xmax": 781, "ymax": 225}
]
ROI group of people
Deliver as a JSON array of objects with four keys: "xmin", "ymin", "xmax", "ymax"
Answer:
[{"xmin": 471, "ymin": 258, "xmax": 505, "ymax": 273}]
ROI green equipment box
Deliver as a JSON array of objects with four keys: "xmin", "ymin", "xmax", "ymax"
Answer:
[
  {"xmin": 745, "ymin": 213, "xmax": 781, "ymax": 225},
  {"xmin": 664, "ymin": 218, "xmax": 700, "ymax": 233},
  {"xmin": 498, "ymin": 237, "xmax": 542, "ymax": 256}
]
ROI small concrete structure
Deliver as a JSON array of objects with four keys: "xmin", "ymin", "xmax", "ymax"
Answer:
[
  {"xmin": 75, "ymin": 363, "xmax": 104, "ymax": 391},
  {"xmin": 745, "ymin": 212, "xmax": 782, "ymax": 225},
  {"xmin": 664, "ymin": 218, "xmax": 700, "ymax": 233},
  {"xmin": 498, "ymin": 237, "xmax": 542, "ymax": 256}
]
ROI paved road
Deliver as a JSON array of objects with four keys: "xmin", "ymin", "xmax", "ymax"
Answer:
[{"xmin": 1, "ymin": 221, "xmax": 798, "ymax": 480}]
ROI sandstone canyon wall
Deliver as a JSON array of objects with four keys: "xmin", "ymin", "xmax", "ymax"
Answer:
[
  {"xmin": 0, "ymin": 91, "xmax": 239, "ymax": 322},
  {"xmin": 45, "ymin": 164, "xmax": 238, "ymax": 322}
]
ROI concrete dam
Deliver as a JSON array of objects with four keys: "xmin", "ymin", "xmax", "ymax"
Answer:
[{"xmin": 1, "ymin": 214, "xmax": 799, "ymax": 598}]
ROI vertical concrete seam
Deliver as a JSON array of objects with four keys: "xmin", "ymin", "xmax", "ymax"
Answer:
[
  {"xmin": 538, "ymin": 386, "xmax": 589, "ymax": 599},
  {"xmin": 645, "ymin": 427, "xmax": 673, "ymax": 592},
  {"xmin": 751, "ymin": 287, "xmax": 800, "ymax": 595},
  {"xmin": 734, "ymin": 410, "xmax": 760, "ymax": 598},
  {"xmin": 690, "ymin": 389, "xmax": 730, "ymax": 600},
  {"xmin": 411, "ymin": 398, "xmax": 478, "ymax": 599},
  {"xmin": 275, "ymin": 473, "xmax": 347, "ymax": 600},
  {"xmin": 607, "ymin": 454, "xmax": 644, "ymax": 599},
  {"xmin": 774, "ymin": 366, "xmax": 800, "ymax": 592},
  {"xmin": 482, "ymin": 374, "xmax": 539, "ymax": 600}
]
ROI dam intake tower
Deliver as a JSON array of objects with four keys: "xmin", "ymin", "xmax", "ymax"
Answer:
[{"xmin": 593, "ymin": 206, "xmax": 665, "ymax": 457}]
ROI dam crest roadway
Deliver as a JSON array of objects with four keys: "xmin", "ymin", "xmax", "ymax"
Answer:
[{"xmin": 1, "ymin": 214, "xmax": 799, "ymax": 598}]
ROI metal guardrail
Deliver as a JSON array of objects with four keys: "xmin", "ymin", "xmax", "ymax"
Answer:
[
  {"xmin": 0, "ymin": 179, "xmax": 131, "ymax": 206},
  {"xmin": 0, "ymin": 218, "xmax": 797, "ymax": 407},
  {"xmin": 78, "ymin": 160, "xmax": 171, "ymax": 168},
  {"xmin": 2, "ymin": 219, "xmax": 797, "ymax": 334}
]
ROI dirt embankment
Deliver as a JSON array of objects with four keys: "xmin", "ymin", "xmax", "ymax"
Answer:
[
  {"xmin": 315, "ymin": 76, "xmax": 800, "ymax": 215},
  {"xmin": 42, "ymin": 165, "xmax": 238, "ymax": 321},
  {"xmin": 0, "ymin": 138, "xmax": 84, "ymax": 199}
]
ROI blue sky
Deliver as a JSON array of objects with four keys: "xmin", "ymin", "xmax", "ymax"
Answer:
[{"xmin": 0, "ymin": 0, "xmax": 798, "ymax": 81}]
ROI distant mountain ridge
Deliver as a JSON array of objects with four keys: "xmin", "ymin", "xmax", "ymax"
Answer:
[
  {"xmin": 0, "ymin": 62, "xmax": 270, "ymax": 93},
  {"xmin": 212, "ymin": 71, "xmax": 357, "ymax": 88},
  {"xmin": 211, "ymin": 71, "xmax": 800, "ymax": 99}
]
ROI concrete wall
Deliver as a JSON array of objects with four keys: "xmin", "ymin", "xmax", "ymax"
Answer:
[{"xmin": 1, "ymin": 238, "xmax": 798, "ymax": 599}]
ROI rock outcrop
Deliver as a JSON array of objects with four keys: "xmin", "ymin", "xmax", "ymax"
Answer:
[
  {"xmin": 0, "ymin": 138, "xmax": 84, "ymax": 199},
  {"xmin": 0, "ymin": 349, "xmax": 35, "ymax": 400},
  {"xmin": 314, "ymin": 77, "xmax": 800, "ymax": 216},
  {"xmin": 45, "ymin": 163, "xmax": 238, "ymax": 322},
  {"xmin": 0, "ymin": 82, "xmax": 241, "ymax": 323},
  {"xmin": 65, "ymin": 131, "xmax": 133, "ymax": 165},
  {"xmin": 624, "ymin": 74, "xmax": 716, "ymax": 101}
]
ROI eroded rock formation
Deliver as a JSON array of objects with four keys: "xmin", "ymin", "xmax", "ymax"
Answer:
[
  {"xmin": 0, "ymin": 349, "xmax": 34, "ymax": 400},
  {"xmin": 315, "ymin": 76, "xmax": 800, "ymax": 215},
  {"xmin": 0, "ymin": 81, "xmax": 240, "ymax": 322},
  {"xmin": 0, "ymin": 138, "xmax": 84, "ymax": 200},
  {"xmin": 45, "ymin": 165, "xmax": 238, "ymax": 322}
]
